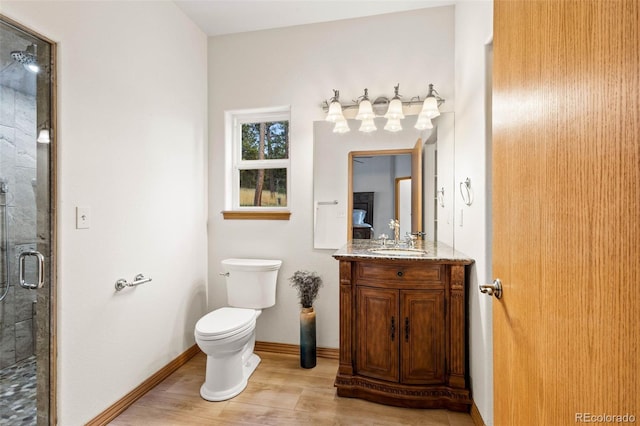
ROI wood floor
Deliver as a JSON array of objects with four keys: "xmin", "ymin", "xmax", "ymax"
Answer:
[{"xmin": 109, "ymin": 351, "xmax": 475, "ymax": 425}]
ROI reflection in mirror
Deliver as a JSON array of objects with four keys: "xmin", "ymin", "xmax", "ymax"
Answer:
[
  {"xmin": 395, "ymin": 177, "xmax": 411, "ymax": 236},
  {"xmin": 348, "ymin": 134, "xmax": 427, "ymax": 241},
  {"xmin": 349, "ymin": 151, "xmax": 414, "ymax": 240},
  {"xmin": 352, "ymin": 191, "xmax": 374, "ymax": 239},
  {"xmin": 431, "ymin": 113, "xmax": 455, "ymax": 247},
  {"xmin": 313, "ymin": 113, "xmax": 454, "ymax": 250}
]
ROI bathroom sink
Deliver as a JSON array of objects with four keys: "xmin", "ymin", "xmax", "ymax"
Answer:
[{"xmin": 368, "ymin": 248, "xmax": 428, "ymax": 256}]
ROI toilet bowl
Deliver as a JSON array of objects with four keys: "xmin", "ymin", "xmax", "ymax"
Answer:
[
  {"xmin": 194, "ymin": 258, "xmax": 281, "ymax": 401},
  {"xmin": 195, "ymin": 307, "xmax": 260, "ymax": 401}
]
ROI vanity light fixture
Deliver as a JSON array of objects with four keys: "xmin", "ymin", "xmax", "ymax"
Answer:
[
  {"xmin": 384, "ymin": 118, "xmax": 403, "ymax": 132},
  {"xmin": 415, "ymin": 84, "xmax": 443, "ymax": 130},
  {"xmin": 333, "ymin": 118, "xmax": 350, "ymax": 134},
  {"xmin": 414, "ymin": 115, "xmax": 434, "ymax": 130},
  {"xmin": 359, "ymin": 118, "xmax": 377, "ymax": 133},
  {"xmin": 36, "ymin": 128, "xmax": 51, "ymax": 144},
  {"xmin": 325, "ymin": 90, "xmax": 349, "ymax": 133},
  {"xmin": 322, "ymin": 83, "xmax": 445, "ymax": 133},
  {"xmin": 383, "ymin": 85, "xmax": 405, "ymax": 120},
  {"xmin": 356, "ymin": 89, "xmax": 377, "ymax": 132},
  {"xmin": 355, "ymin": 89, "xmax": 375, "ymax": 121},
  {"xmin": 37, "ymin": 120, "xmax": 52, "ymax": 144}
]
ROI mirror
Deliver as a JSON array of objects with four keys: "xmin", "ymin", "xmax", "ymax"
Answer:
[{"xmin": 313, "ymin": 113, "xmax": 454, "ymax": 249}]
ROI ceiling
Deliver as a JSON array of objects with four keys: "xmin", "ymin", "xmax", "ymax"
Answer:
[
  {"xmin": 174, "ymin": 0, "xmax": 454, "ymax": 36},
  {"xmin": 1, "ymin": 1, "xmax": 454, "ymax": 96}
]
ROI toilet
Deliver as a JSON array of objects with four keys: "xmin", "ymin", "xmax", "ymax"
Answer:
[{"xmin": 194, "ymin": 258, "xmax": 282, "ymax": 401}]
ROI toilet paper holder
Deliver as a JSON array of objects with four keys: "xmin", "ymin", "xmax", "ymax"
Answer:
[{"xmin": 115, "ymin": 273, "xmax": 153, "ymax": 291}]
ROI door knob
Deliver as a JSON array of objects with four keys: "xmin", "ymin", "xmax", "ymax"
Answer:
[{"xmin": 479, "ymin": 278, "xmax": 502, "ymax": 299}]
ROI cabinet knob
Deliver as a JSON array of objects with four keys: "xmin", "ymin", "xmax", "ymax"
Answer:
[{"xmin": 397, "ymin": 271, "xmax": 404, "ymax": 277}]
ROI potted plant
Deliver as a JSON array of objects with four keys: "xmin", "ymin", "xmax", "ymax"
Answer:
[{"xmin": 289, "ymin": 270, "xmax": 323, "ymax": 368}]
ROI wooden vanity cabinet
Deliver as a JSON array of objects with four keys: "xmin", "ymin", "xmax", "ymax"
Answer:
[
  {"xmin": 335, "ymin": 258, "xmax": 472, "ymax": 411},
  {"xmin": 356, "ymin": 287, "xmax": 445, "ymax": 384}
]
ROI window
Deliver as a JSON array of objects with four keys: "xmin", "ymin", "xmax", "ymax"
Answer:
[{"xmin": 224, "ymin": 107, "xmax": 291, "ymax": 220}]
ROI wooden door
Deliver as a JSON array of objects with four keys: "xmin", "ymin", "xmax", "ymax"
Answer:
[
  {"xmin": 400, "ymin": 290, "xmax": 445, "ymax": 385},
  {"xmin": 356, "ymin": 286, "xmax": 399, "ymax": 382},
  {"xmin": 411, "ymin": 138, "xmax": 423, "ymax": 233},
  {"xmin": 493, "ymin": 1, "xmax": 639, "ymax": 424}
]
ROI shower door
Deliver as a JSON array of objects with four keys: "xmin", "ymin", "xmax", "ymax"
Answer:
[{"xmin": 0, "ymin": 17, "xmax": 54, "ymax": 425}]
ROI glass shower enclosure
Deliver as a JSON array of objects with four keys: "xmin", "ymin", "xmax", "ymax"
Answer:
[{"xmin": 0, "ymin": 17, "xmax": 54, "ymax": 425}]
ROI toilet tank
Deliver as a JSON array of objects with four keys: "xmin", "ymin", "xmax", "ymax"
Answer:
[{"xmin": 221, "ymin": 258, "xmax": 282, "ymax": 309}]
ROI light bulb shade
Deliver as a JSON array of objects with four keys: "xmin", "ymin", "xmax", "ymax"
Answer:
[
  {"xmin": 355, "ymin": 99, "xmax": 375, "ymax": 121},
  {"xmin": 37, "ymin": 129, "xmax": 51, "ymax": 143},
  {"xmin": 333, "ymin": 118, "xmax": 350, "ymax": 134},
  {"xmin": 326, "ymin": 100, "xmax": 345, "ymax": 123},
  {"xmin": 414, "ymin": 116, "xmax": 433, "ymax": 130},
  {"xmin": 420, "ymin": 96, "xmax": 440, "ymax": 119},
  {"xmin": 384, "ymin": 98, "xmax": 405, "ymax": 119},
  {"xmin": 384, "ymin": 118, "xmax": 402, "ymax": 132},
  {"xmin": 359, "ymin": 118, "xmax": 377, "ymax": 133}
]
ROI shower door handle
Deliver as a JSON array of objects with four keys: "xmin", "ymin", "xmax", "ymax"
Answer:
[{"xmin": 19, "ymin": 250, "xmax": 45, "ymax": 290}]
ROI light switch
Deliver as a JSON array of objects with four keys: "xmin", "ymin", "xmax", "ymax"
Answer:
[{"xmin": 76, "ymin": 206, "xmax": 91, "ymax": 229}]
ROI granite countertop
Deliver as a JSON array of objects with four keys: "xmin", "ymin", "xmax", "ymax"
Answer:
[{"xmin": 333, "ymin": 239, "xmax": 474, "ymax": 264}]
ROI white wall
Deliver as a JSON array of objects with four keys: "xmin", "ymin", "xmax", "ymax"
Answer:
[
  {"xmin": 2, "ymin": 2, "xmax": 208, "ymax": 424},
  {"xmin": 454, "ymin": 1, "xmax": 494, "ymax": 424},
  {"xmin": 208, "ymin": 7, "xmax": 455, "ymax": 351}
]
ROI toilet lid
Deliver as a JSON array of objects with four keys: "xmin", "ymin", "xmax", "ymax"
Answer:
[{"xmin": 195, "ymin": 307, "xmax": 256, "ymax": 340}]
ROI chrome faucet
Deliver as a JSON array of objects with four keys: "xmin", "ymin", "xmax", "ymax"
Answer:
[
  {"xmin": 388, "ymin": 219, "xmax": 400, "ymax": 246},
  {"xmin": 405, "ymin": 232, "xmax": 418, "ymax": 248}
]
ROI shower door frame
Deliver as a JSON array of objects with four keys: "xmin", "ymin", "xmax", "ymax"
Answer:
[{"xmin": 0, "ymin": 14, "xmax": 58, "ymax": 425}]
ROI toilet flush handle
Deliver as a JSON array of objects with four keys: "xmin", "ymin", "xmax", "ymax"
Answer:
[{"xmin": 219, "ymin": 272, "xmax": 230, "ymax": 277}]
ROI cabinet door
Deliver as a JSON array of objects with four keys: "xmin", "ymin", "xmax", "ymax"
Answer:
[
  {"xmin": 400, "ymin": 290, "xmax": 445, "ymax": 384},
  {"xmin": 356, "ymin": 286, "xmax": 399, "ymax": 382}
]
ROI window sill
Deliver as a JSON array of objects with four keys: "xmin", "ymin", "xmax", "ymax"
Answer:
[{"xmin": 222, "ymin": 211, "xmax": 291, "ymax": 220}]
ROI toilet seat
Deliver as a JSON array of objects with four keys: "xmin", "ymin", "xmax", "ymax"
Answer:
[{"xmin": 195, "ymin": 307, "xmax": 256, "ymax": 341}]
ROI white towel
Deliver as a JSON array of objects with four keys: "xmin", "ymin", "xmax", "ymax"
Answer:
[{"xmin": 314, "ymin": 202, "xmax": 345, "ymax": 249}]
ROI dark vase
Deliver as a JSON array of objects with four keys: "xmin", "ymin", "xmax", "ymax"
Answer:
[{"xmin": 299, "ymin": 307, "xmax": 316, "ymax": 368}]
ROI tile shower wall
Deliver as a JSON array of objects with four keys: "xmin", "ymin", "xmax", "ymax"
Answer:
[{"xmin": 0, "ymin": 84, "xmax": 37, "ymax": 369}]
